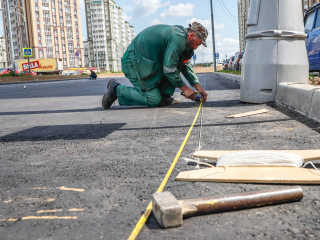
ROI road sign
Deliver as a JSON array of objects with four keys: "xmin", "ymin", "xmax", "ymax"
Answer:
[
  {"xmin": 75, "ymin": 52, "xmax": 80, "ymax": 57},
  {"xmin": 215, "ymin": 53, "xmax": 219, "ymax": 58},
  {"xmin": 193, "ymin": 54, "xmax": 196, "ymax": 60},
  {"xmin": 23, "ymin": 48, "xmax": 33, "ymax": 57}
]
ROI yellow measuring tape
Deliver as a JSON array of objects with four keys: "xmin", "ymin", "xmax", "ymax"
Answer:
[{"xmin": 128, "ymin": 102, "xmax": 203, "ymax": 240}]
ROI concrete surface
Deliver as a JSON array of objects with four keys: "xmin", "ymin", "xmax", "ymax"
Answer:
[
  {"xmin": 276, "ymin": 83, "xmax": 320, "ymax": 121},
  {"xmin": 0, "ymin": 74, "xmax": 320, "ymax": 239},
  {"xmin": 310, "ymin": 89, "xmax": 320, "ymax": 120},
  {"xmin": 215, "ymin": 72, "xmax": 241, "ymax": 83}
]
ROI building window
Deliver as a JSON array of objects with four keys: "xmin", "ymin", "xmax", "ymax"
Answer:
[
  {"xmin": 39, "ymin": 43, "xmax": 42, "ymax": 47},
  {"xmin": 39, "ymin": 50, "xmax": 43, "ymax": 54},
  {"xmin": 37, "ymin": 28, "xmax": 41, "ymax": 32}
]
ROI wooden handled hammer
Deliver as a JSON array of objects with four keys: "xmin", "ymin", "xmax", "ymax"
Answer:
[{"xmin": 152, "ymin": 186, "xmax": 303, "ymax": 228}]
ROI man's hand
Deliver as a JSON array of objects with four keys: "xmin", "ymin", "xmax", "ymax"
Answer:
[
  {"xmin": 193, "ymin": 83, "xmax": 208, "ymax": 101},
  {"xmin": 179, "ymin": 85, "xmax": 195, "ymax": 100}
]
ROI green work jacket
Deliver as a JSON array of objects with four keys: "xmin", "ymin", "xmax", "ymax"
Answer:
[{"xmin": 122, "ymin": 24, "xmax": 199, "ymax": 91}]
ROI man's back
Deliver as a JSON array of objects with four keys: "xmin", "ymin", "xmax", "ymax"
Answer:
[{"xmin": 126, "ymin": 24, "xmax": 188, "ymax": 63}]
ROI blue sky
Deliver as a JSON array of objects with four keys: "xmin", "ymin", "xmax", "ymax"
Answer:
[{"xmin": 1, "ymin": 0, "xmax": 240, "ymax": 63}]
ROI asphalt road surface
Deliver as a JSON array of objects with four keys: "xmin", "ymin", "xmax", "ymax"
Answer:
[{"xmin": 0, "ymin": 74, "xmax": 320, "ymax": 240}]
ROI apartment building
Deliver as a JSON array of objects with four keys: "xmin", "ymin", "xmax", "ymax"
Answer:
[
  {"xmin": 237, "ymin": 0, "xmax": 250, "ymax": 52},
  {"xmin": 1, "ymin": 0, "xmax": 84, "ymax": 69},
  {"xmin": 84, "ymin": 0, "xmax": 135, "ymax": 72},
  {"xmin": 302, "ymin": 0, "xmax": 320, "ymax": 14},
  {"xmin": 0, "ymin": 35, "xmax": 6, "ymax": 68}
]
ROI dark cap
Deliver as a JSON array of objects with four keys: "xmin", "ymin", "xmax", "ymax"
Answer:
[{"xmin": 189, "ymin": 22, "xmax": 208, "ymax": 47}]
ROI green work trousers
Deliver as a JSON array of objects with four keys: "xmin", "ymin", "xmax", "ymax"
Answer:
[{"xmin": 117, "ymin": 59, "xmax": 176, "ymax": 107}]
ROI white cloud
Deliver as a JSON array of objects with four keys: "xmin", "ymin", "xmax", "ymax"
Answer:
[
  {"xmin": 122, "ymin": 5, "xmax": 134, "ymax": 12},
  {"xmin": 123, "ymin": 12, "xmax": 132, "ymax": 21},
  {"xmin": 151, "ymin": 18, "xmax": 164, "ymax": 25},
  {"xmin": 160, "ymin": 3, "xmax": 194, "ymax": 18},
  {"xmin": 223, "ymin": 38, "xmax": 239, "ymax": 44},
  {"xmin": 80, "ymin": 0, "xmax": 85, "ymax": 9},
  {"xmin": 188, "ymin": 18, "xmax": 224, "ymax": 30},
  {"xmin": 133, "ymin": 0, "xmax": 170, "ymax": 18}
]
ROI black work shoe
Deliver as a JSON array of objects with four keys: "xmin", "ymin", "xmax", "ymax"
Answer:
[
  {"xmin": 161, "ymin": 94, "xmax": 181, "ymax": 106},
  {"xmin": 102, "ymin": 79, "xmax": 120, "ymax": 109}
]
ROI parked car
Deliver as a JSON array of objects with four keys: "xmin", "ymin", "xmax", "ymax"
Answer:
[
  {"xmin": 304, "ymin": 3, "xmax": 320, "ymax": 71},
  {"xmin": 0, "ymin": 67, "xmax": 19, "ymax": 75},
  {"xmin": 20, "ymin": 70, "xmax": 37, "ymax": 75},
  {"xmin": 234, "ymin": 51, "xmax": 244, "ymax": 71},
  {"xmin": 228, "ymin": 56, "xmax": 235, "ymax": 70},
  {"xmin": 223, "ymin": 59, "xmax": 230, "ymax": 70}
]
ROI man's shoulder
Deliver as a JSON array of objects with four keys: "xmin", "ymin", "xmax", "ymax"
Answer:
[
  {"xmin": 143, "ymin": 24, "xmax": 186, "ymax": 36},
  {"xmin": 172, "ymin": 25, "xmax": 187, "ymax": 35}
]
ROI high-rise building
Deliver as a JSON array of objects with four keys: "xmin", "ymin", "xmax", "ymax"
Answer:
[
  {"xmin": 1, "ymin": 0, "xmax": 84, "ymax": 69},
  {"xmin": 84, "ymin": 0, "xmax": 135, "ymax": 72},
  {"xmin": 0, "ymin": 35, "xmax": 6, "ymax": 68},
  {"xmin": 302, "ymin": 0, "xmax": 320, "ymax": 14},
  {"xmin": 237, "ymin": 0, "xmax": 250, "ymax": 52}
]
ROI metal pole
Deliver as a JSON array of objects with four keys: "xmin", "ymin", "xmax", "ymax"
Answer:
[
  {"xmin": 13, "ymin": 7, "xmax": 31, "ymax": 75},
  {"xmin": 210, "ymin": 0, "xmax": 216, "ymax": 72},
  {"xmin": 90, "ymin": 4, "xmax": 100, "ymax": 73},
  {"xmin": 5, "ymin": 0, "xmax": 16, "ymax": 76},
  {"xmin": 11, "ymin": 8, "xmax": 30, "ymax": 75},
  {"xmin": 21, "ymin": 7, "xmax": 31, "ymax": 75}
]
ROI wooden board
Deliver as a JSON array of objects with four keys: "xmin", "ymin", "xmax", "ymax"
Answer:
[
  {"xmin": 226, "ymin": 109, "xmax": 269, "ymax": 118},
  {"xmin": 193, "ymin": 150, "xmax": 320, "ymax": 161},
  {"xmin": 176, "ymin": 167, "xmax": 320, "ymax": 184}
]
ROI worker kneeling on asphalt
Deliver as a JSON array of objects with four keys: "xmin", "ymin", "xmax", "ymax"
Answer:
[{"xmin": 102, "ymin": 22, "xmax": 208, "ymax": 109}]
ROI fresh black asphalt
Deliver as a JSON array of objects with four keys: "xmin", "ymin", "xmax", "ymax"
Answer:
[{"xmin": 0, "ymin": 73, "xmax": 320, "ymax": 239}]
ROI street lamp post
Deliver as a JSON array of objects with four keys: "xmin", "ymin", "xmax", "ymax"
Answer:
[
  {"xmin": 90, "ymin": 3, "xmax": 100, "ymax": 73},
  {"xmin": 210, "ymin": 0, "xmax": 217, "ymax": 72},
  {"xmin": 3, "ymin": 0, "xmax": 17, "ymax": 76},
  {"xmin": 10, "ymin": 6, "xmax": 31, "ymax": 75}
]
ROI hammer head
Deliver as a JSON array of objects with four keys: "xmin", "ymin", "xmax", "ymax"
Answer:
[{"xmin": 152, "ymin": 192, "xmax": 182, "ymax": 228}]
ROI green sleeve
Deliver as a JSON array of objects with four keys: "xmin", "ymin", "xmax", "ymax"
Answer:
[
  {"xmin": 163, "ymin": 34, "xmax": 186, "ymax": 88},
  {"xmin": 181, "ymin": 64, "xmax": 199, "ymax": 86}
]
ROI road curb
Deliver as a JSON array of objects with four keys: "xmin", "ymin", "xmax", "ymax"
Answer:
[
  {"xmin": 0, "ymin": 76, "xmax": 122, "ymax": 85},
  {"xmin": 276, "ymin": 82, "xmax": 320, "ymax": 122},
  {"xmin": 215, "ymin": 72, "xmax": 241, "ymax": 84},
  {"xmin": 0, "ymin": 78, "xmax": 87, "ymax": 85}
]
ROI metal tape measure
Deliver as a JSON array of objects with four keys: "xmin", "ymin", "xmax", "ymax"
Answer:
[{"xmin": 181, "ymin": 91, "xmax": 204, "ymax": 102}]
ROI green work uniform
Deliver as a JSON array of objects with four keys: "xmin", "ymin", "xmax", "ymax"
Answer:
[{"xmin": 117, "ymin": 24, "xmax": 199, "ymax": 107}]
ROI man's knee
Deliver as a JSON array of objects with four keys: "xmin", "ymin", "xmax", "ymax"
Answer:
[{"xmin": 146, "ymin": 95, "xmax": 162, "ymax": 107}]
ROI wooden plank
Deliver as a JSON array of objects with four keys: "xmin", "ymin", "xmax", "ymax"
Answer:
[
  {"xmin": 226, "ymin": 109, "xmax": 269, "ymax": 118},
  {"xmin": 193, "ymin": 150, "xmax": 320, "ymax": 161},
  {"xmin": 176, "ymin": 167, "xmax": 320, "ymax": 184}
]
